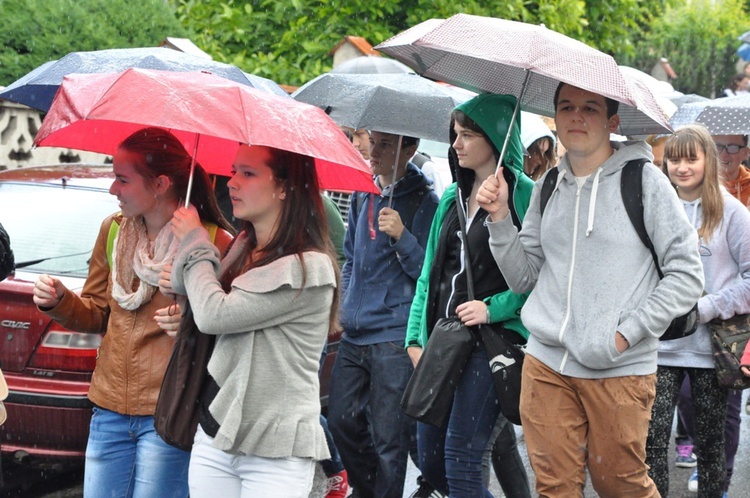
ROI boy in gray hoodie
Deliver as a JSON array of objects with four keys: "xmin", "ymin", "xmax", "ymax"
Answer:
[{"xmin": 476, "ymin": 83, "xmax": 704, "ymax": 497}]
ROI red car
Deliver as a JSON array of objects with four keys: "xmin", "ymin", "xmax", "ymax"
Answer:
[{"xmin": 0, "ymin": 164, "xmax": 342, "ymax": 462}]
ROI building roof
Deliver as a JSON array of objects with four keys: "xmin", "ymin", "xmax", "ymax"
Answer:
[{"xmin": 328, "ymin": 36, "xmax": 380, "ymax": 57}]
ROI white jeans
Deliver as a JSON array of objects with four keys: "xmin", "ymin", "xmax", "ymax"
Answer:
[{"xmin": 188, "ymin": 425, "xmax": 316, "ymax": 498}]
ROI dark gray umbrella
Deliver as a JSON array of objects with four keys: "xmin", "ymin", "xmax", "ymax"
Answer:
[
  {"xmin": 0, "ymin": 47, "xmax": 289, "ymax": 111},
  {"xmin": 292, "ymin": 73, "xmax": 472, "ymax": 143},
  {"xmin": 330, "ymin": 56, "xmax": 415, "ymax": 74},
  {"xmin": 670, "ymin": 95, "xmax": 750, "ymax": 135}
]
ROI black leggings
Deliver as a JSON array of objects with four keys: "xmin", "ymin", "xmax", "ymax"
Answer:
[{"xmin": 646, "ymin": 366, "xmax": 728, "ymax": 498}]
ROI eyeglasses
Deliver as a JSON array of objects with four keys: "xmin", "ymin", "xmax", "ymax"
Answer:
[{"xmin": 715, "ymin": 144, "xmax": 745, "ymax": 154}]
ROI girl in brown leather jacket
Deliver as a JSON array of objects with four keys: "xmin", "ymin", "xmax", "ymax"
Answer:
[{"xmin": 33, "ymin": 128, "xmax": 233, "ymax": 498}]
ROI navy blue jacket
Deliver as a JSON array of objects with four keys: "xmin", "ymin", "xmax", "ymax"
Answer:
[{"xmin": 341, "ymin": 163, "xmax": 439, "ymax": 344}]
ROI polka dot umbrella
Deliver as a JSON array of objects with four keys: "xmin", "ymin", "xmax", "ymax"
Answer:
[{"xmin": 669, "ymin": 94, "xmax": 750, "ymax": 135}]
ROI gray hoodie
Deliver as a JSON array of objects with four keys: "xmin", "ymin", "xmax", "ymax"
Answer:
[
  {"xmin": 658, "ymin": 191, "xmax": 750, "ymax": 369},
  {"xmin": 487, "ymin": 141, "xmax": 704, "ymax": 379}
]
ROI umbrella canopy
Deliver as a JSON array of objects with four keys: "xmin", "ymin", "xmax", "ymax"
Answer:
[
  {"xmin": 330, "ymin": 56, "xmax": 415, "ymax": 74},
  {"xmin": 293, "ymin": 73, "xmax": 472, "ymax": 143},
  {"xmin": 669, "ymin": 94, "xmax": 710, "ymax": 108},
  {"xmin": 376, "ymin": 14, "xmax": 671, "ymax": 135},
  {"xmin": 34, "ymin": 68, "xmax": 375, "ymax": 193},
  {"xmin": 738, "ymin": 43, "xmax": 750, "ymax": 62},
  {"xmin": 669, "ymin": 94, "xmax": 750, "ymax": 135},
  {"xmin": 739, "ymin": 31, "xmax": 750, "ymax": 45},
  {"xmin": 0, "ymin": 47, "xmax": 289, "ymax": 111}
]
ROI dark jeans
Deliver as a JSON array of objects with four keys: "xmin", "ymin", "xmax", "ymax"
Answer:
[
  {"xmin": 319, "ymin": 340, "xmax": 345, "ymax": 477},
  {"xmin": 327, "ymin": 340, "xmax": 415, "ymax": 498},
  {"xmin": 646, "ymin": 366, "xmax": 727, "ymax": 498},
  {"xmin": 483, "ymin": 415, "xmax": 532, "ymax": 498},
  {"xmin": 676, "ymin": 376, "xmax": 742, "ymax": 490},
  {"xmin": 418, "ymin": 347, "xmax": 501, "ymax": 498}
]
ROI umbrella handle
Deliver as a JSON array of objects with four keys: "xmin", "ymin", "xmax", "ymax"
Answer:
[
  {"xmin": 184, "ymin": 135, "xmax": 200, "ymax": 208},
  {"xmin": 388, "ymin": 135, "xmax": 404, "ymax": 210},
  {"xmin": 494, "ymin": 70, "xmax": 530, "ymax": 177}
]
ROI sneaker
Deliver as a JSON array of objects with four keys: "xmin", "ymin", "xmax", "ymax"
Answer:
[
  {"xmin": 324, "ymin": 469, "xmax": 350, "ymax": 498},
  {"xmin": 688, "ymin": 469, "xmax": 698, "ymax": 493},
  {"xmin": 410, "ymin": 475, "xmax": 447, "ymax": 498},
  {"xmin": 675, "ymin": 444, "xmax": 697, "ymax": 468}
]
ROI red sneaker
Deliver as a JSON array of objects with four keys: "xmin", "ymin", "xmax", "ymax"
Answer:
[{"xmin": 324, "ymin": 469, "xmax": 350, "ymax": 498}]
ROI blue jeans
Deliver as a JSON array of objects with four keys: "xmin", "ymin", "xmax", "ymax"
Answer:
[
  {"xmin": 327, "ymin": 340, "xmax": 415, "ymax": 498},
  {"xmin": 418, "ymin": 347, "xmax": 500, "ymax": 498},
  {"xmin": 84, "ymin": 407, "xmax": 190, "ymax": 498}
]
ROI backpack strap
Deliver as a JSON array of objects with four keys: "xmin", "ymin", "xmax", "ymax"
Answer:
[
  {"xmin": 620, "ymin": 159, "xmax": 663, "ymax": 278},
  {"xmin": 106, "ymin": 218, "xmax": 121, "ymax": 268},
  {"xmin": 539, "ymin": 167, "xmax": 559, "ymax": 217}
]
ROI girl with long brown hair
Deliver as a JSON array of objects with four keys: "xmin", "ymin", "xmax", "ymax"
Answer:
[
  {"xmin": 646, "ymin": 124, "xmax": 750, "ymax": 497},
  {"xmin": 164, "ymin": 144, "xmax": 339, "ymax": 497}
]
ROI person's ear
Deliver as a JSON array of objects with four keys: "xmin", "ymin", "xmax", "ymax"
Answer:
[
  {"xmin": 607, "ymin": 114, "xmax": 620, "ymax": 132},
  {"xmin": 154, "ymin": 175, "xmax": 172, "ymax": 196},
  {"xmin": 402, "ymin": 144, "xmax": 418, "ymax": 162}
]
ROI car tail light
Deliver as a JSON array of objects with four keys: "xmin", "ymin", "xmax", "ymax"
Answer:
[{"xmin": 28, "ymin": 325, "xmax": 101, "ymax": 372}]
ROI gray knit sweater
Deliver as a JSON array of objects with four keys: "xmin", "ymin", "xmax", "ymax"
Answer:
[{"xmin": 171, "ymin": 229, "xmax": 335, "ymax": 459}]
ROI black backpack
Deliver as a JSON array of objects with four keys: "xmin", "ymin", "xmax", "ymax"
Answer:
[{"xmin": 539, "ymin": 159, "xmax": 698, "ymax": 341}]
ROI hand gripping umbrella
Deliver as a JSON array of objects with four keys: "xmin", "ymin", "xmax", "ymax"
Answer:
[
  {"xmin": 669, "ymin": 94, "xmax": 750, "ymax": 135},
  {"xmin": 376, "ymin": 14, "xmax": 672, "ymax": 173},
  {"xmin": 34, "ymin": 68, "xmax": 376, "ymax": 201},
  {"xmin": 0, "ymin": 47, "xmax": 289, "ymax": 111}
]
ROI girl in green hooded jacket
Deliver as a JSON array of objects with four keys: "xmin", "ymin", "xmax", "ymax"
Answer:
[{"xmin": 405, "ymin": 94, "xmax": 533, "ymax": 497}]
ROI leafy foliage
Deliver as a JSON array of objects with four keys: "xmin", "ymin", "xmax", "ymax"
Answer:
[
  {"xmin": 0, "ymin": 0, "xmax": 186, "ymax": 86},
  {"xmin": 624, "ymin": 0, "xmax": 750, "ymax": 97},
  {"xmin": 171, "ymin": 0, "xmax": 671, "ymax": 86}
]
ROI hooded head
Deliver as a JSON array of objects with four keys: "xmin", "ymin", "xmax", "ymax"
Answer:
[{"xmin": 449, "ymin": 94, "xmax": 524, "ymax": 194}]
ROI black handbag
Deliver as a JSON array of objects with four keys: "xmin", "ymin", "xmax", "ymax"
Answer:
[
  {"xmin": 708, "ymin": 314, "xmax": 750, "ymax": 390},
  {"xmin": 400, "ymin": 317, "xmax": 477, "ymax": 428},
  {"xmin": 154, "ymin": 302, "xmax": 215, "ymax": 450},
  {"xmin": 452, "ymin": 189, "xmax": 525, "ymax": 426}
]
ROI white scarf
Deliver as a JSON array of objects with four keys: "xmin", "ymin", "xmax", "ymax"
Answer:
[{"xmin": 111, "ymin": 217, "xmax": 179, "ymax": 310}]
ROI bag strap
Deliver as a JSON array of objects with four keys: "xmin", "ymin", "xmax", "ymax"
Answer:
[
  {"xmin": 620, "ymin": 159, "xmax": 663, "ymax": 279},
  {"xmin": 539, "ymin": 167, "xmax": 559, "ymax": 217},
  {"xmin": 455, "ymin": 186, "xmax": 476, "ymax": 302}
]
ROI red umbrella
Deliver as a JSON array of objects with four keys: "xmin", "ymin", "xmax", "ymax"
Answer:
[{"xmin": 34, "ymin": 68, "xmax": 376, "ymax": 193}]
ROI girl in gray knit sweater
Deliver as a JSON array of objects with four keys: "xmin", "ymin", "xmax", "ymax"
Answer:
[{"xmin": 166, "ymin": 145, "xmax": 340, "ymax": 498}]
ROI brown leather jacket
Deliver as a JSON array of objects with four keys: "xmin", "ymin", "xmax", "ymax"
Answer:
[{"xmin": 45, "ymin": 214, "xmax": 232, "ymax": 415}]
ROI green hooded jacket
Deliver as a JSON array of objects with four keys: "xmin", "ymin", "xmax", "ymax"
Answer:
[{"xmin": 405, "ymin": 94, "xmax": 534, "ymax": 348}]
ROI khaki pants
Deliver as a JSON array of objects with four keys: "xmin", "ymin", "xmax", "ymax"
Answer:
[{"xmin": 520, "ymin": 354, "xmax": 660, "ymax": 498}]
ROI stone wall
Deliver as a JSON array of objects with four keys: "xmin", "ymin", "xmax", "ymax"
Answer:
[{"xmin": 0, "ymin": 101, "xmax": 109, "ymax": 170}]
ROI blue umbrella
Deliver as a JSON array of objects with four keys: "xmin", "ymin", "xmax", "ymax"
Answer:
[
  {"xmin": 738, "ymin": 43, "xmax": 750, "ymax": 61},
  {"xmin": 0, "ymin": 47, "xmax": 289, "ymax": 111}
]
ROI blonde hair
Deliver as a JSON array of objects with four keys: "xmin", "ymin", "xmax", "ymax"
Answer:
[{"xmin": 663, "ymin": 125, "xmax": 724, "ymax": 241}]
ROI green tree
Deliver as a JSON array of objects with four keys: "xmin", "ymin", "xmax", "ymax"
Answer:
[
  {"xmin": 171, "ymin": 0, "xmax": 672, "ymax": 86},
  {"xmin": 626, "ymin": 0, "xmax": 750, "ymax": 97},
  {"xmin": 0, "ymin": 0, "xmax": 187, "ymax": 86}
]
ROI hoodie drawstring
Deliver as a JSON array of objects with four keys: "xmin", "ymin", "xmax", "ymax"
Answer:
[
  {"xmin": 585, "ymin": 168, "xmax": 603, "ymax": 237},
  {"xmin": 368, "ymin": 193, "xmax": 376, "ymax": 240}
]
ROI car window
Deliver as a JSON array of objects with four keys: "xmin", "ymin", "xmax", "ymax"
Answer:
[{"xmin": 0, "ymin": 183, "xmax": 118, "ymax": 277}]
